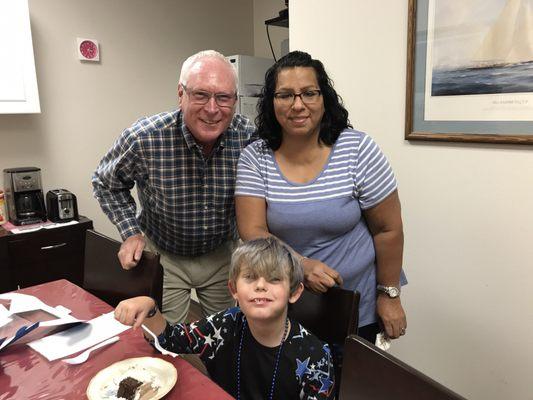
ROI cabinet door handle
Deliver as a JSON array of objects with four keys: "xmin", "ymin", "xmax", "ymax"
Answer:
[{"xmin": 41, "ymin": 243, "xmax": 67, "ymax": 250}]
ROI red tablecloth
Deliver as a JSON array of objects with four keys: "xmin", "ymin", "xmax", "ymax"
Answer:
[{"xmin": 0, "ymin": 279, "xmax": 234, "ymax": 400}]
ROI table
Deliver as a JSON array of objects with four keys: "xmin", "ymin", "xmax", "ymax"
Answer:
[{"xmin": 0, "ymin": 279, "xmax": 234, "ymax": 400}]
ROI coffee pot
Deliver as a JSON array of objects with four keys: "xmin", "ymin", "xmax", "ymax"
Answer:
[{"xmin": 3, "ymin": 167, "xmax": 47, "ymax": 225}]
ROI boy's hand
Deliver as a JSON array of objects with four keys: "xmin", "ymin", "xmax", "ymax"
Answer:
[
  {"xmin": 115, "ymin": 296, "xmax": 155, "ymax": 329},
  {"xmin": 302, "ymin": 258, "xmax": 343, "ymax": 293}
]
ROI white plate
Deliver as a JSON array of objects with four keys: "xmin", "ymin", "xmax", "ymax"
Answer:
[{"xmin": 86, "ymin": 356, "xmax": 177, "ymax": 400}]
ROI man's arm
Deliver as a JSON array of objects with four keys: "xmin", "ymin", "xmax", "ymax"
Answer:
[{"xmin": 92, "ymin": 129, "xmax": 145, "ymax": 268}]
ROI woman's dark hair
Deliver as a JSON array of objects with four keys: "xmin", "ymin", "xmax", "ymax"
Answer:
[{"xmin": 255, "ymin": 51, "xmax": 351, "ymax": 150}]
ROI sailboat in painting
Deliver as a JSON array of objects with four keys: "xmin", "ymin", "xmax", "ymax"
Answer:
[
  {"xmin": 473, "ymin": 0, "xmax": 533, "ymax": 67},
  {"xmin": 432, "ymin": 0, "xmax": 533, "ymax": 96}
]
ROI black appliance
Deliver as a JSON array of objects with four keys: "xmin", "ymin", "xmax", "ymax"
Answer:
[
  {"xmin": 46, "ymin": 189, "xmax": 78, "ymax": 222},
  {"xmin": 3, "ymin": 167, "xmax": 47, "ymax": 225}
]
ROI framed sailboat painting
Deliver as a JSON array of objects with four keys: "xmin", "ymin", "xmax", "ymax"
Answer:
[{"xmin": 405, "ymin": 0, "xmax": 533, "ymax": 144}]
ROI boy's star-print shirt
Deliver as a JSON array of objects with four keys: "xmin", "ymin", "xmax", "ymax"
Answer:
[{"xmin": 157, "ymin": 307, "xmax": 335, "ymax": 399}]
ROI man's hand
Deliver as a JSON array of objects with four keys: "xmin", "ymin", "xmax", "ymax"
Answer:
[
  {"xmin": 118, "ymin": 234, "xmax": 146, "ymax": 270},
  {"xmin": 115, "ymin": 296, "xmax": 155, "ymax": 329},
  {"xmin": 302, "ymin": 258, "xmax": 343, "ymax": 293}
]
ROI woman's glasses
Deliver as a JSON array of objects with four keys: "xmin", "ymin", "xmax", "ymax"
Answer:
[
  {"xmin": 182, "ymin": 84, "xmax": 237, "ymax": 108},
  {"xmin": 274, "ymin": 89, "xmax": 322, "ymax": 106}
]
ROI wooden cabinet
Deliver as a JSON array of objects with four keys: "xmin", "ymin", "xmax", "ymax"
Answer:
[
  {"xmin": 0, "ymin": 0, "xmax": 40, "ymax": 113},
  {"xmin": 0, "ymin": 217, "xmax": 93, "ymax": 291}
]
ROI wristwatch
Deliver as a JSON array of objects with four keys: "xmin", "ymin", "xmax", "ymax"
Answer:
[
  {"xmin": 147, "ymin": 302, "xmax": 158, "ymax": 318},
  {"xmin": 376, "ymin": 284, "xmax": 401, "ymax": 298}
]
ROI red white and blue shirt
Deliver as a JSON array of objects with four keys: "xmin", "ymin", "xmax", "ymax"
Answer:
[{"xmin": 157, "ymin": 307, "xmax": 335, "ymax": 400}]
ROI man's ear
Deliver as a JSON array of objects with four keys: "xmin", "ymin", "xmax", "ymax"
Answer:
[
  {"xmin": 288, "ymin": 282, "xmax": 304, "ymax": 304},
  {"xmin": 228, "ymin": 280, "xmax": 239, "ymax": 301},
  {"xmin": 178, "ymin": 84, "xmax": 184, "ymax": 106}
]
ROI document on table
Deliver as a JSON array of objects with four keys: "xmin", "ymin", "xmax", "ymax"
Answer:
[
  {"xmin": 28, "ymin": 311, "xmax": 131, "ymax": 361},
  {"xmin": 0, "ymin": 304, "xmax": 12, "ymax": 328},
  {"xmin": 0, "ymin": 293, "xmax": 85, "ymax": 351}
]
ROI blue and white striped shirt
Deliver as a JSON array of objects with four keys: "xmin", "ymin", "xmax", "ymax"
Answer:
[{"xmin": 236, "ymin": 129, "xmax": 403, "ymax": 326}]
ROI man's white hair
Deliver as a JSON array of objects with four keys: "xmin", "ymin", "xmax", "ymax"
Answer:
[{"xmin": 179, "ymin": 50, "xmax": 238, "ymax": 90}]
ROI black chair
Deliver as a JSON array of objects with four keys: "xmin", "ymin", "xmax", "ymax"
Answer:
[
  {"xmin": 339, "ymin": 335, "xmax": 467, "ymax": 400},
  {"xmin": 288, "ymin": 286, "xmax": 360, "ymax": 395},
  {"xmin": 82, "ymin": 230, "xmax": 163, "ymax": 308}
]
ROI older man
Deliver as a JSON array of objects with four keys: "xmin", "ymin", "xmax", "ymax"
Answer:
[{"xmin": 92, "ymin": 50, "xmax": 256, "ymax": 323}]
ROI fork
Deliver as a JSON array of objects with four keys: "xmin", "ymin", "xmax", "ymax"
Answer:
[
  {"xmin": 141, "ymin": 324, "xmax": 179, "ymax": 358},
  {"xmin": 61, "ymin": 336, "xmax": 120, "ymax": 365}
]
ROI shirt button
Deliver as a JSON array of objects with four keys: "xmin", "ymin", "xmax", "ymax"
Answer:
[
  {"xmin": 204, "ymin": 205, "xmax": 208, "ymax": 210},
  {"xmin": 203, "ymin": 226, "xmax": 208, "ymax": 230}
]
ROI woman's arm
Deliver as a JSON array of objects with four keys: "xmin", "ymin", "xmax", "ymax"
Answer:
[
  {"xmin": 363, "ymin": 190, "xmax": 406, "ymax": 339},
  {"xmin": 235, "ymin": 195, "xmax": 271, "ymax": 240},
  {"xmin": 235, "ymin": 195, "xmax": 342, "ymax": 292}
]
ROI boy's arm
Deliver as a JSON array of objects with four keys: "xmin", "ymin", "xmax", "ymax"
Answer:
[
  {"xmin": 159, "ymin": 308, "xmax": 239, "ymax": 360},
  {"xmin": 115, "ymin": 297, "xmax": 235, "ymax": 357},
  {"xmin": 300, "ymin": 343, "xmax": 336, "ymax": 400}
]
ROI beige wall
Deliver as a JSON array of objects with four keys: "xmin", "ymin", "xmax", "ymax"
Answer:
[
  {"xmin": 291, "ymin": 1, "xmax": 533, "ymax": 399},
  {"xmin": 0, "ymin": 0, "xmax": 254, "ymax": 238},
  {"xmin": 253, "ymin": 0, "xmax": 288, "ymax": 58}
]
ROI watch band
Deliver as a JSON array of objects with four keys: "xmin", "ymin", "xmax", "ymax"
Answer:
[
  {"xmin": 376, "ymin": 284, "xmax": 401, "ymax": 298},
  {"xmin": 147, "ymin": 302, "xmax": 158, "ymax": 318}
]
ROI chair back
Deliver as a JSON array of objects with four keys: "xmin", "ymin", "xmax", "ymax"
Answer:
[
  {"xmin": 288, "ymin": 286, "xmax": 359, "ymax": 345},
  {"xmin": 339, "ymin": 335, "xmax": 467, "ymax": 400},
  {"xmin": 288, "ymin": 286, "xmax": 359, "ymax": 398},
  {"xmin": 82, "ymin": 230, "xmax": 163, "ymax": 308}
]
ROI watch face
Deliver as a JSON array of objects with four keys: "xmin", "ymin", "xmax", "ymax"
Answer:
[
  {"xmin": 378, "ymin": 285, "xmax": 400, "ymax": 298},
  {"xmin": 389, "ymin": 287, "xmax": 400, "ymax": 297},
  {"xmin": 80, "ymin": 40, "xmax": 98, "ymax": 59}
]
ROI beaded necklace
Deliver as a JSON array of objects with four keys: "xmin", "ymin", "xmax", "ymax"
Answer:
[{"xmin": 236, "ymin": 316, "xmax": 289, "ymax": 400}]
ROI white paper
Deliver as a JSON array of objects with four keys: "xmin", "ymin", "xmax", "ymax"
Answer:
[
  {"xmin": 0, "ymin": 304, "xmax": 12, "ymax": 328},
  {"xmin": 375, "ymin": 331, "xmax": 391, "ymax": 351},
  {"xmin": 9, "ymin": 220, "xmax": 79, "ymax": 234},
  {"xmin": 28, "ymin": 311, "xmax": 131, "ymax": 361},
  {"xmin": 0, "ymin": 293, "xmax": 86, "ymax": 351}
]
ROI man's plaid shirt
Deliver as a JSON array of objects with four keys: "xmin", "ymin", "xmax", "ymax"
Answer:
[{"xmin": 92, "ymin": 109, "xmax": 256, "ymax": 256}]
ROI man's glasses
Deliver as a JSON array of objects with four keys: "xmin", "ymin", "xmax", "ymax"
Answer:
[
  {"xmin": 273, "ymin": 89, "xmax": 322, "ymax": 106},
  {"xmin": 182, "ymin": 84, "xmax": 237, "ymax": 108}
]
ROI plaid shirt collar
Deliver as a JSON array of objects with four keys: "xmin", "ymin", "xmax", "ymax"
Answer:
[{"xmin": 179, "ymin": 111, "xmax": 227, "ymax": 155}]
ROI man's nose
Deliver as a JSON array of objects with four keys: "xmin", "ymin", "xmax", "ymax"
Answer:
[{"xmin": 204, "ymin": 96, "xmax": 219, "ymax": 113}]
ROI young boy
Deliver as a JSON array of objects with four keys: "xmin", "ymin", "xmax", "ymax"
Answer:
[{"xmin": 115, "ymin": 237, "xmax": 335, "ymax": 400}]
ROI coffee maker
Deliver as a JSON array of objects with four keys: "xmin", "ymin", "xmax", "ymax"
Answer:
[{"xmin": 3, "ymin": 167, "xmax": 47, "ymax": 225}]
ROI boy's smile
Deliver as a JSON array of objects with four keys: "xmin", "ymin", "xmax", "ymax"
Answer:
[
  {"xmin": 230, "ymin": 272, "xmax": 302, "ymax": 324},
  {"xmin": 251, "ymin": 297, "xmax": 272, "ymax": 305}
]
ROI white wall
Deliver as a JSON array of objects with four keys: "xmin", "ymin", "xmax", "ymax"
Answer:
[
  {"xmin": 291, "ymin": 1, "xmax": 533, "ymax": 399},
  {"xmin": 0, "ymin": 0, "xmax": 254, "ymax": 239}
]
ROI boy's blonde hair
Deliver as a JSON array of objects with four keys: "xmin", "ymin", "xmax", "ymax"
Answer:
[{"xmin": 229, "ymin": 237, "xmax": 304, "ymax": 295}]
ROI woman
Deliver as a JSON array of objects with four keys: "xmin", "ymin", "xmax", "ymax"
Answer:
[{"xmin": 235, "ymin": 51, "xmax": 407, "ymax": 343}]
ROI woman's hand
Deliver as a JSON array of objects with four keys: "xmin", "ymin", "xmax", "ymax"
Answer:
[
  {"xmin": 376, "ymin": 295, "xmax": 407, "ymax": 339},
  {"xmin": 302, "ymin": 258, "xmax": 343, "ymax": 293},
  {"xmin": 114, "ymin": 296, "xmax": 156, "ymax": 329}
]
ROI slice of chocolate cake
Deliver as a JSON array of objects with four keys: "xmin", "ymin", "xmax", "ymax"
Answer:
[{"xmin": 117, "ymin": 376, "xmax": 142, "ymax": 400}]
